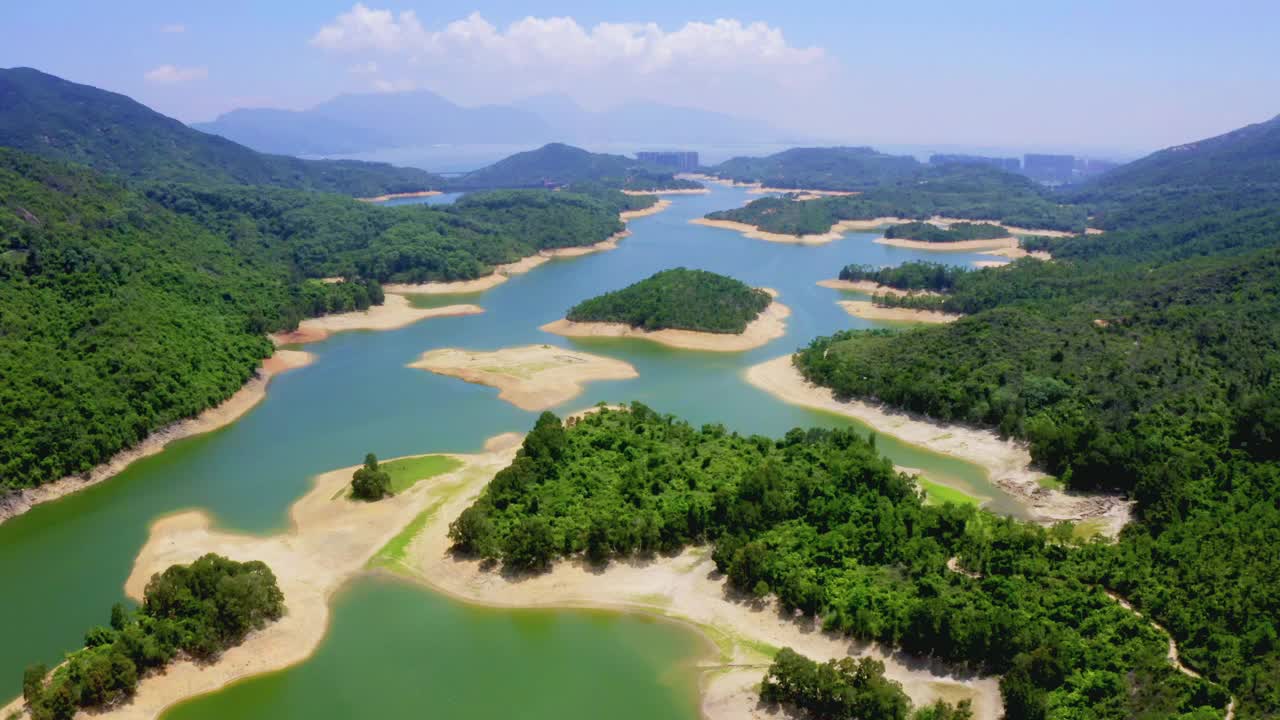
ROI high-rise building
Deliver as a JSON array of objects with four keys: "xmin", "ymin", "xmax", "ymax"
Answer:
[
  {"xmin": 1023, "ymin": 154, "xmax": 1075, "ymax": 184},
  {"xmin": 637, "ymin": 151, "xmax": 700, "ymax": 171},
  {"xmin": 929, "ymin": 154, "xmax": 1021, "ymax": 172}
]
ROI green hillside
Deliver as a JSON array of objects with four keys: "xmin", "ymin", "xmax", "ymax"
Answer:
[
  {"xmin": 711, "ymin": 146, "xmax": 922, "ymax": 190},
  {"xmin": 566, "ymin": 268, "xmax": 771, "ymax": 333},
  {"xmin": 0, "ymin": 67, "xmax": 441, "ymax": 196},
  {"xmin": 449, "ymin": 143, "xmax": 701, "ymax": 191}
]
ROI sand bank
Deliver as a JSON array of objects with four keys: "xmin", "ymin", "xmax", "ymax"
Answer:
[
  {"xmin": 874, "ymin": 236, "xmax": 1020, "ymax": 252},
  {"xmin": 407, "ymin": 345, "xmax": 638, "ymax": 411},
  {"xmin": 398, "ymin": 440, "xmax": 1004, "ymax": 720},
  {"xmin": 817, "ymin": 278, "xmax": 941, "ymax": 297},
  {"xmin": 621, "ymin": 188, "xmax": 709, "ymax": 196},
  {"xmin": 972, "ymin": 260, "xmax": 1010, "ymax": 268},
  {"xmin": 269, "ymin": 294, "xmax": 483, "ymax": 345},
  {"xmin": 383, "ymin": 255, "xmax": 548, "ymax": 295},
  {"xmin": 357, "ymin": 190, "xmax": 443, "ymax": 203},
  {"xmin": 981, "ymin": 246, "xmax": 1052, "ymax": 261},
  {"xmin": 744, "ymin": 355, "xmax": 1133, "ymax": 536},
  {"xmin": 748, "ymin": 187, "xmax": 861, "ymax": 199},
  {"xmin": 542, "ymin": 229, "xmax": 630, "ymax": 258},
  {"xmin": 620, "ymin": 198, "xmax": 673, "ymax": 220},
  {"xmin": 541, "ymin": 294, "xmax": 790, "ymax": 353},
  {"xmin": 691, "ymin": 217, "xmax": 911, "ymax": 246},
  {"xmin": 0, "ymin": 349, "xmax": 314, "ymax": 526},
  {"xmin": 2, "ymin": 435, "xmax": 526, "ymax": 720},
  {"xmin": 839, "ymin": 300, "xmax": 960, "ymax": 324}
]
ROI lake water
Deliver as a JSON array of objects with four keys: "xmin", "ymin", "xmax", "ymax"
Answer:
[{"xmin": 0, "ymin": 183, "xmax": 1009, "ymax": 708}]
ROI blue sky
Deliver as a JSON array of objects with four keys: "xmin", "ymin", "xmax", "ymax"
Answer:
[{"xmin": 4, "ymin": 1, "xmax": 1278, "ymax": 154}]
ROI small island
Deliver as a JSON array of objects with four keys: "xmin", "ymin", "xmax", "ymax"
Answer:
[
  {"xmin": 884, "ymin": 221, "xmax": 1009, "ymax": 243},
  {"xmin": 540, "ymin": 268, "xmax": 790, "ymax": 351}
]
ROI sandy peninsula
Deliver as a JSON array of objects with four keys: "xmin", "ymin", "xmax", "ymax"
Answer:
[
  {"xmin": 839, "ymin": 300, "xmax": 960, "ymax": 324},
  {"xmin": 407, "ymin": 345, "xmax": 638, "ymax": 411},
  {"xmin": 981, "ymin": 246, "xmax": 1052, "ymax": 261},
  {"xmin": 269, "ymin": 294, "xmax": 483, "ymax": 345},
  {"xmin": 745, "ymin": 355, "xmax": 1133, "ymax": 537},
  {"xmin": 0, "ymin": 349, "xmax": 314, "ymax": 527},
  {"xmin": 817, "ymin": 278, "xmax": 941, "ymax": 297},
  {"xmin": 541, "ymin": 293, "xmax": 790, "ymax": 353},
  {"xmin": 620, "ymin": 198, "xmax": 673, "ymax": 220},
  {"xmin": 0, "ymin": 435, "xmax": 527, "ymax": 720},
  {"xmin": 621, "ymin": 188, "xmax": 709, "ymax": 196},
  {"xmin": 874, "ymin": 235, "xmax": 1021, "ymax": 252},
  {"xmin": 357, "ymin": 190, "xmax": 443, "ymax": 203},
  {"xmin": 691, "ymin": 217, "xmax": 910, "ymax": 246}
]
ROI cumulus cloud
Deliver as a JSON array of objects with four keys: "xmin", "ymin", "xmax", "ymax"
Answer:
[
  {"xmin": 160, "ymin": 23, "xmax": 186, "ymax": 33},
  {"xmin": 309, "ymin": 4, "xmax": 833, "ymax": 122},
  {"xmin": 143, "ymin": 65, "xmax": 208, "ymax": 85}
]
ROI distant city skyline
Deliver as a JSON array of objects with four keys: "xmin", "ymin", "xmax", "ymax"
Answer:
[{"xmin": 4, "ymin": 1, "xmax": 1277, "ymax": 155}]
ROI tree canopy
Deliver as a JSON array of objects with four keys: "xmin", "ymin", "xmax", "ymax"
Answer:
[{"xmin": 565, "ymin": 268, "xmax": 772, "ymax": 334}]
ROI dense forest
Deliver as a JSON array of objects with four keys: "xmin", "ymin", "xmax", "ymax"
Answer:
[
  {"xmin": 447, "ymin": 143, "xmax": 702, "ymax": 191},
  {"xmin": 449, "ymin": 406, "xmax": 1228, "ymax": 718},
  {"xmin": 0, "ymin": 68, "xmax": 442, "ymax": 197},
  {"xmin": 0, "ymin": 148, "xmax": 636, "ymax": 493},
  {"xmin": 711, "ymin": 146, "xmax": 922, "ymax": 190},
  {"xmin": 883, "ymin": 221, "xmax": 1010, "ymax": 242},
  {"xmin": 838, "ymin": 262, "xmax": 969, "ymax": 292},
  {"xmin": 19, "ymin": 554, "xmax": 283, "ymax": 720},
  {"xmin": 564, "ymin": 268, "xmax": 772, "ymax": 333},
  {"xmin": 797, "ymin": 120, "xmax": 1280, "ymax": 716},
  {"xmin": 707, "ymin": 165, "xmax": 1086, "ymax": 235}
]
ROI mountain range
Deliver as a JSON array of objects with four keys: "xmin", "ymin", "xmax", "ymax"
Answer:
[{"xmin": 193, "ymin": 90, "xmax": 788, "ymax": 156}]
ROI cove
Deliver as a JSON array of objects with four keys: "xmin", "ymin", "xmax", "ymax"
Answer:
[
  {"xmin": 0, "ymin": 183, "xmax": 1013, "ymax": 702},
  {"xmin": 161, "ymin": 577, "xmax": 705, "ymax": 720}
]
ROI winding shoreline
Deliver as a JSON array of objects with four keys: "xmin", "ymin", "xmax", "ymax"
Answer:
[
  {"xmin": 744, "ymin": 355, "xmax": 1133, "ymax": 536},
  {"xmin": 268, "ymin": 294, "xmax": 483, "ymax": 345},
  {"xmin": 541, "ymin": 294, "xmax": 790, "ymax": 353},
  {"xmin": 357, "ymin": 190, "xmax": 443, "ymax": 203},
  {"xmin": 817, "ymin": 278, "xmax": 942, "ymax": 297},
  {"xmin": 690, "ymin": 217, "xmax": 907, "ymax": 246},
  {"xmin": 0, "ymin": 350, "xmax": 315, "ymax": 527},
  {"xmin": 839, "ymin": 300, "xmax": 960, "ymax": 324}
]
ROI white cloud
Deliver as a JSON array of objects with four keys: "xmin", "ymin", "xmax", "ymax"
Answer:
[
  {"xmin": 347, "ymin": 60, "xmax": 378, "ymax": 74},
  {"xmin": 143, "ymin": 65, "xmax": 208, "ymax": 85},
  {"xmin": 160, "ymin": 23, "xmax": 186, "ymax": 33},
  {"xmin": 309, "ymin": 5, "xmax": 832, "ymax": 120}
]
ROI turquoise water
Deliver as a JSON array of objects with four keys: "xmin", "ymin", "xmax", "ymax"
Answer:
[{"xmin": 0, "ymin": 183, "xmax": 1008, "ymax": 701}]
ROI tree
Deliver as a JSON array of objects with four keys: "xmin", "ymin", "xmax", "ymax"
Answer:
[
  {"xmin": 22, "ymin": 663, "xmax": 46, "ymax": 704},
  {"xmin": 351, "ymin": 453, "xmax": 391, "ymax": 500}
]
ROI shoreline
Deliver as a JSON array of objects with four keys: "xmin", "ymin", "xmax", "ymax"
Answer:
[
  {"xmin": 874, "ymin": 236, "xmax": 1019, "ymax": 252},
  {"xmin": 839, "ymin": 300, "xmax": 960, "ymax": 324},
  {"xmin": 691, "ymin": 217, "xmax": 911, "ymax": 246},
  {"xmin": 621, "ymin": 188, "xmax": 709, "ymax": 196},
  {"xmin": 619, "ymin": 198, "xmax": 673, "ymax": 220},
  {"xmin": 268, "ymin": 294, "xmax": 483, "ymax": 345},
  {"xmin": 407, "ymin": 345, "xmax": 639, "ymax": 411},
  {"xmin": 694, "ymin": 212, "xmax": 1089, "ymax": 247},
  {"xmin": 357, "ymin": 190, "xmax": 443, "ymax": 203},
  {"xmin": 0, "ymin": 350, "xmax": 315, "ymax": 527},
  {"xmin": 744, "ymin": 355, "xmax": 1133, "ymax": 536},
  {"xmin": 817, "ymin": 278, "xmax": 942, "ymax": 297},
  {"xmin": 541, "ymin": 293, "xmax": 790, "ymax": 353}
]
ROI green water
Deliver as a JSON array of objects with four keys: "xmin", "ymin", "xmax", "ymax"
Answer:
[
  {"xmin": 0, "ymin": 183, "xmax": 1013, "ymax": 705},
  {"xmin": 162, "ymin": 578, "xmax": 705, "ymax": 720}
]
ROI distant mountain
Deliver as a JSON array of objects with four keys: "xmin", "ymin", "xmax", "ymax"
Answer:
[
  {"xmin": 512, "ymin": 94, "xmax": 785, "ymax": 144},
  {"xmin": 1072, "ymin": 114, "xmax": 1280, "ymax": 228},
  {"xmin": 189, "ymin": 108, "xmax": 394, "ymax": 156},
  {"xmin": 449, "ymin": 143, "xmax": 699, "ymax": 191},
  {"xmin": 0, "ymin": 67, "xmax": 441, "ymax": 196},
  {"xmin": 712, "ymin": 146, "xmax": 923, "ymax": 191}
]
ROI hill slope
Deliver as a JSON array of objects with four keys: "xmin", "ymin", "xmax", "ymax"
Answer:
[
  {"xmin": 566, "ymin": 268, "xmax": 771, "ymax": 333},
  {"xmin": 0, "ymin": 67, "xmax": 441, "ymax": 196},
  {"xmin": 712, "ymin": 146, "xmax": 922, "ymax": 190},
  {"xmin": 449, "ymin": 143, "xmax": 701, "ymax": 191}
]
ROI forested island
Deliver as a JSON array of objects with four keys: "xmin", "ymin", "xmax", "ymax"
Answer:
[
  {"xmin": 705, "ymin": 164, "xmax": 1086, "ymax": 236},
  {"xmin": 563, "ymin": 268, "xmax": 772, "ymax": 334},
  {"xmin": 447, "ymin": 143, "xmax": 703, "ymax": 192},
  {"xmin": 837, "ymin": 262, "xmax": 969, "ymax": 293},
  {"xmin": 883, "ymin": 221, "xmax": 1009, "ymax": 243},
  {"xmin": 711, "ymin": 146, "xmax": 922, "ymax": 191},
  {"xmin": 19, "ymin": 554, "xmax": 283, "ymax": 720},
  {"xmin": 449, "ymin": 405, "xmax": 1228, "ymax": 717}
]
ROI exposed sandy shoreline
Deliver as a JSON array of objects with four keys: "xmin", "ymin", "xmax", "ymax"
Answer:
[
  {"xmin": 620, "ymin": 198, "xmax": 673, "ymax": 220},
  {"xmin": 357, "ymin": 190, "xmax": 443, "ymax": 203},
  {"xmin": 981, "ymin": 246, "xmax": 1052, "ymax": 261},
  {"xmin": 972, "ymin": 260, "xmax": 1010, "ymax": 268},
  {"xmin": 407, "ymin": 345, "xmax": 639, "ymax": 411},
  {"xmin": 744, "ymin": 355, "xmax": 1133, "ymax": 537},
  {"xmin": 541, "ymin": 293, "xmax": 790, "ymax": 352},
  {"xmin": 817, "ymin": 278, "xmax": 941, "ymax": 297},
  {"xmin": 621, "ymin": 188, "xmax": 710, "ymax": 196},
  {"xmin": 874, "ymin": 236, "xmax": 1020, "ymax": 252},
  {"xmin": 269, "ymin": 294, "xmax": 483, "ymax": 345},
  {"xmin": 0, "ymin": 435, "xmax": 527, "ymax": 720},
  {"xmin": 383, "ymin": 255, "xmax": 549, "ymax": 295},
  {"xmin": 839, "ymin": 300, "xmax": 960, "ymax": 324},
  {"xmin": 690, "ymin": 217, "xmax": 908, "ymax": 246},
  {"xmin": 695, "ymin": 212, "xmax": 1087, "ymax": 247},
  {"xmin": 0, "ymin": 350, "xmax": 314, "ymax": 527}
]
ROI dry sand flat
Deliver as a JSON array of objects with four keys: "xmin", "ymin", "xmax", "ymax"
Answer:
[
  {"xmin": 540, "ymin": 294, "xmax": 790, "ymax": 353},
  {"xmin": 0, "ymin": 435, "xmax": 526, "ymax": 720},
  {"xmin": 874, "ymin": 236, "xmax": 1021, "ymax": 252},
  {"xmin": 356, "ymin": 190, "xmax": 443, "ymax": 203},
  {"xmin": 407, "ymin": 345, "xmax": 639, "ymax": 411},
  {"xmin": 817, "ymin": 278, "xmax": 942, "ymax": 297},
  {"xmin": 399, "ymin": 439, "xmax": 1004, "ymax": 720},
  {"xmin": 744, "ymin": 355, "xmax": 1133, "ymax": 537},
  {"xmin": 269, "ymin": 294, "xmax": 483, "ymax": 345},
  {"xmin": 690, "ymin": 217, "xmax": 911, "ymax": 246},
  {"xmin": 619, "ymin": 198, "xmax": 673, "ymax": 220},
  {"xmin": 621, "ymin": 188, "xmax": 710, "ymax": 196},
  {"xmin": 0, "ymin": 350, "xmax": 315, "ymax": 526},
  {"xmin": 839, "ymin": 300, "xmax": 961, "ymax": 324}
]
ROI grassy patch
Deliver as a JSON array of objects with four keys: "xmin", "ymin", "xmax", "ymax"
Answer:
[
  {"xmin": 406, "ymin": 292, "xmax": 484, "ymax": 309},
  {"xmin": 1037, "ymin": 475, "xmax": 1066, "ymax": 491},
  {"xmin": 919, "ymin": 478, "xmax": 982, "ymax": 507},
  {"xmin": 369, "ymin": 506, "xmax": 438, "ymax": 572},
  {"xmin": 381, "ymin": 455, "xmax": 464, "ymax": 494},
  {"xmin": 1072, "ymin": 519, "xmax": 1106, "ymax": 541}
]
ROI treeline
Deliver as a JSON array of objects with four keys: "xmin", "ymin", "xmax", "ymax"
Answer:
[
  {"xmin": 711, "ymin": 146, "xmax": 922, "ymax": 191},
  {"xmin": 0, "ymin": 149, "xmax": 633, "ymax": 492},
  {"xmin": 565, "ymin": 268, "xmax": 771, "ymax": 334},
  {"xmin": 448, "ymin": 406, "xmax": 1228, "ymax": 717},
  {"xmin": 20, "ymin": 554, "xmax": 283, "ymax": 720},
  {"xmin": 707, "ymin": 165, "xmax": 1086, "ymax": 235},
  {"xmin": 883, "ymin": 221, "xmax": 1009, "ymax": 242},
  {"xmin": 448, "ymin": 143, "xmax": 701, "ymax": 192},
  {"xmin": 838, "ymin": 262, "xmax": 969, "ymax": 292},
  {"xmin": 762, "ymin": 649, "xmax": 972, "ymax": 720}
]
